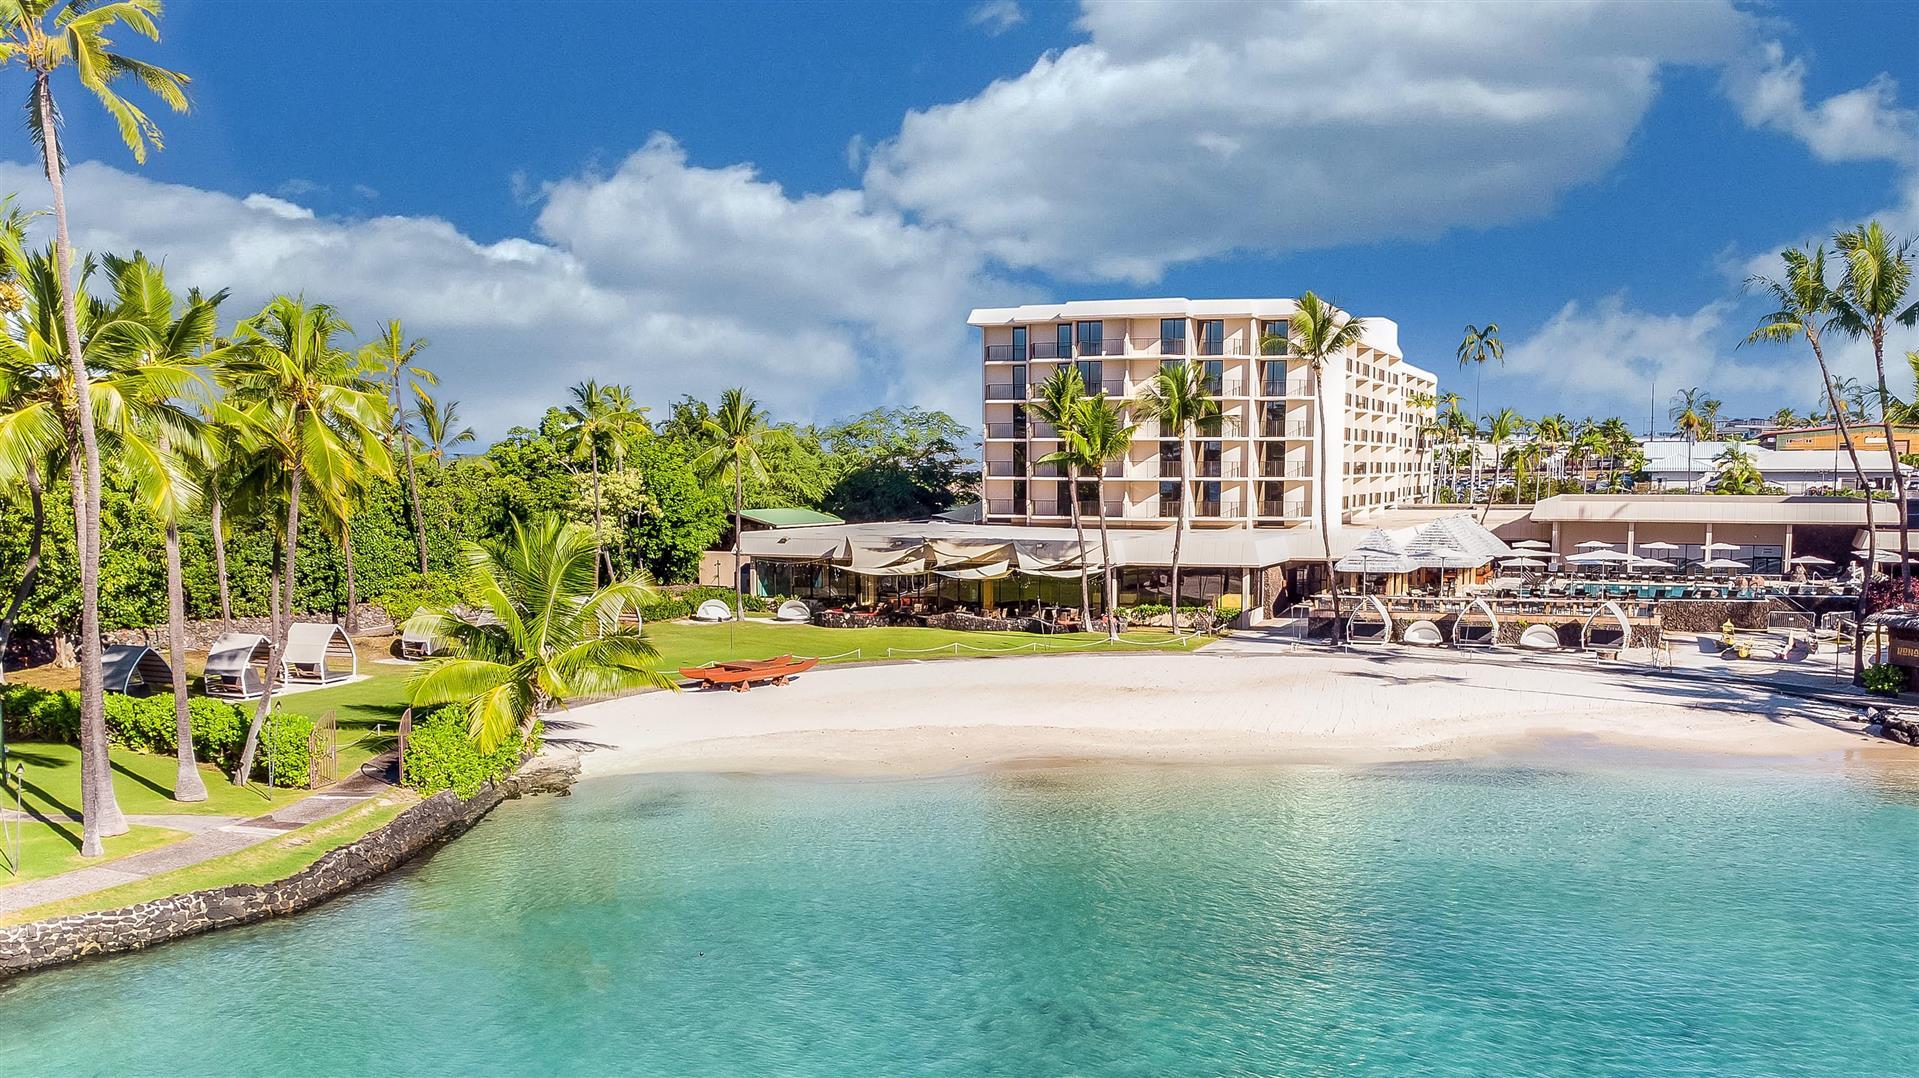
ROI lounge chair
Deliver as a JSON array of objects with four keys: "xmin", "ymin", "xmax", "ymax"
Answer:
[
  {"xmin": 773, "ymin": 599, "xmax": 812, "ymax": 624},
  {"xmin": 692, "ymin": 599, "xmax": 735, "ymax": 623}
]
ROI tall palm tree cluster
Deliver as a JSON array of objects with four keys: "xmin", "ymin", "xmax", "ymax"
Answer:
[{"xmin": 1420, "ymin": 398, "xmax": 1643, "ymax": 507}]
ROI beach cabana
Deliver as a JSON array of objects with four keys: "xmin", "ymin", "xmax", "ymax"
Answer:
[
  {"xmin": 1581, "ymin": 601, "xmax": 1632, "ymax": 652},
  {"xmin": 1345, "ymin": 594, "xmax": 1393, "ymax": 645},
  {"xmin": 101, "ymin": 643, "xmax": 173, "ymax": 696},
  {"xmin": 773, "ymin": 599, "xmax": 812, "ymax": 623},
  {"xmin": 693, "ymin": 599, "xmax": 735, "ymax": 622},
  {"xmin": 1451, "ymin": 599, "xmax": 1501, "ymax": 648},
  {"xmin": 204, "ymin": 632, "xmax": 272, "ymax": 700},
  {"xmin": 1401, "ymin": 619, "xmax": 1445, "ymax": 646},
  {"xmin": 399, "ymin": 613, "xmax": 448, "ymax": 661},
  {"xmin": 282, "ymin": 622, "xmax": 357, "ymax": 685},
  {"xmin": 1517, "ymin": 624, "xmax": 1562, "ymax": 650}
]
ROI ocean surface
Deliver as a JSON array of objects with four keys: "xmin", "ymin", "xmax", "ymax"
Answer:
[{"xmin": 8, "ymin": 755, "xmax": 1919, "ymax": 1076}]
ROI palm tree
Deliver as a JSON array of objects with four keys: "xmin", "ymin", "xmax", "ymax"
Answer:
[
  {"xmin": 1748, "ymin": 244, "xmax": 1886, "ymax": 682},
  {"xmin": 218, "ymin": 297, "xmax": 391, "ymax": 784},
  {"xmin": 1710, "ymin": 441, "xmax": 1767, "ymax": 494},
  {"xmin": 1274, "ymin": 294, "xmax": 1367, "ymax": 638},
  {"xmin": 104, "ymin": 252, "xmax": 222, "ymax": 802},
  {"xmin": 416, "ymin": 389, "xmax": 476, "ymax": 463},
  {"xmin": 361, "ymin": 321, "xmax": 435, "ymax": 575},
  {"xmin": 1135, "ymin": 359, "xmax": 1221, "ymax": 634},
  {"xmin": 695, "ymin": 388, "xmax": 769, "ymax": 621},
  {"xmin": 1456, "ymin": 323, "xmax": 1503, "ymax": 417},
  {"xmin": 1482, "ymin": 408, "xmax": 1524, "ymax": 516},
  {"xmin": 1406, "ymin": 390, "xmax": 1436, "ymax": 500},
  {"xmin": 409, "ymin": 516, "xmax": 674, "ymax": 754},
  {"xmin": 1066, "ymin": 394, "xmax": 1136, "ymax": 638},
  {"xmin": 1532, "ymin": 413, "xmax": 1570, "ymax": 500},
  {"xmin": 1032, "ymin": 366, "xmax": 1093, "ymax": 626},
  {"xmin": 1, "ymin": 0, "xmax": 188, "ymax": 857},
  {"xmin": 1669, "ymin": 388, "xmax": 1718, "ymax": 491},
  {"xmin": 558, "ymin": 380, "xmax": 649, "ymax": 583},
  {"xmin": 1832, "ymin": 223, "xmax": 1917, "ymax": 584}
]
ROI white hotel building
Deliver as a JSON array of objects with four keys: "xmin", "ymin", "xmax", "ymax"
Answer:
[{"xmin": 971, "ymin": 298, "xmax": 1436, "ymax": 530}]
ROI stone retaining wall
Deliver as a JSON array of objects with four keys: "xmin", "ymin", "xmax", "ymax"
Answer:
[
  {"xmin": 1307, "ymin": 613, "xmax": 1659, "ymax": 648},
  {"xmin": 102, "ymin": 605, "xmax": 396, "ymax": 652},
  {"xmin": 0, "ymin": 751, "xmax": 579, "ymax": 980}
]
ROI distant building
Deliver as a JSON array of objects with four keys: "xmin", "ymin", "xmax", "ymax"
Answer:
[
  {"xmin": 1638, "ymin": 438, "xmax": 1896, "ymax": 493},
  {"xmin": 1760, "ymin": 424, "xmax": 1919, "ymax": 456}
]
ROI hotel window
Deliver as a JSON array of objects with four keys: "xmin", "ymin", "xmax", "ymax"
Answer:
[
  {"xmin": 1012, "ymin": 326, "xmax": 1027, "ymax": 361},
  {"xmin": 1076, "ymin": 320, "xmax": 1104, "ymax": 358},
  {"xmin": 1197, "ymin": 319, "xmax": 1224, "ymax": 356},
  {"xmin": 1012, "ymin": 403, "xmax": 1028, "ymax": 436},
  {"xmin": 1260, "ymin": 319, "xmax": 1289, "ymax": 355},
  {"xmin": 1011, "ymin": 479, "xmax": 1027, "ymax": 512},
  {"xmin": 1056, "ymin": 323, "xmax": 1073, "ymax": 361},
  {"xmin": 1076, "ymin": 359, "xmax": 1103, "ymax": 391},
  {"xmin": 1012, "ymin": 363, "xmax": 1027, "ymax": 398},
  {"xmin": 1160, "ymin": 318, "xmax": 1186, "ymax": 355},
  {"xmin": 1158, "ymin": 481, "xmax": 1181, "ymax": 516},
  {"xmin": 1200, "ymin": 359, "xmax": 1223, "ymax": 395}
]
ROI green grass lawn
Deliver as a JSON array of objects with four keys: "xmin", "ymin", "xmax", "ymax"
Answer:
[
  {"xmin": 2, "ymin": 792, "xmax": 416, "ymax": 925},
  {"xmin": 2, "ymin": 740, "xmax": 305, "ymax": 820},
  {"xmin": 1, "ymin": 821, "xmax": 186, "ymax": 885}
]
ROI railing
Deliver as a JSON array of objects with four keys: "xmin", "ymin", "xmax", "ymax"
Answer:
[
  {"xmin": 984, "ymin": 423, "xmax": 1023, "ymax": 439},
  {"xmin": 1157, "ymin": 500, "xmax": 1180, "ymax": 518},
  {"xmin": 1159, "ymin": 336, "xmax": 1186, "ymax": 355},
  {"xmin": 1028, "ymin": 340, "xmax": 1070, "ymax": 359},
  {"xmin": 1103, "ymin": 461, "xmax": 1125, "ymax": 478},
  {"xmin": 1260, "ymin": 420, "xmax": 1312, "ymax": 438},
  {"xmin": 1259, "ymin": 379, "xmax": 1311, "ymax": 396},
  {"xmin": 1158, "ymin": 461, "xmax": 1184, "ymax": 478},
  {"xmin": 983, "ymin": 344, "xmax": 1018, "ymax": 362},
  {"xmin": 1258, "ymin": 500, "xmax": 1311, "ymax": 518},
  {"xmin": 1033, "ymin": 422, "xmax": 1060, "ymax": 439},
  {"xmin": 1194, "ymin": 498, "xmax": 1243, "ymax": 518},
  {"xmin": 1259, "ymin": 459, "xmax": 1313, "ymax": 478},
  {"xmin": 985, "ymin": 460, "xmax": 1019, "ymax": 476},
  {"xmin": 1194, "ymin": 460, "xmax": 1243, "ymax": 478},
  {"xmin": 1078, "ymin": 337, "xmax": 1127, "ymax": 357},
  {"xmin": 984, "ymin": 383, "xmax": 1023, "ymax": 400},
  {"xmin": 1033, "ymin": 463, "xmax": 1064, "ymax": 478},
  {"xmin": 1261, "ymin": 339, "xmax": 1292, "ymax": 356},
  {"xmin": 985, "ymin": 499, "xmax": 1021, "ymax": 516},
  {"xmin": 1099, "ymin": 378, "xmax": 1126, "ymax": 396},
  {"xmin": 1198, "ymin": 339, "xmax": 1225, "ymax": 357}
]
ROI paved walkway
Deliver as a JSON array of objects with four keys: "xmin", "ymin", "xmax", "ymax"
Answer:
[{"xmin": 0, "ymin": 767, "xmax": 395, "ymax": 916}]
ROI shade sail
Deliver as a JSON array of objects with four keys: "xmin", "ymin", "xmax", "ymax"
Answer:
[
  {"xmin": 1013, "ymin": 539, "xmax": 1102, "ymax": 577},
  {"xmin": 846, "ymin": 540, "xmax": 929, "ymax": 576}
]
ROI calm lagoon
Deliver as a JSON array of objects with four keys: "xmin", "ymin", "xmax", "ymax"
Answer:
[{"xmin": 9, "ymin": 757, "xmax": 1919, "ymax": 1075}]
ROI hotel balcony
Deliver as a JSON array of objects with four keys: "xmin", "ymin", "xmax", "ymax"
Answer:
[
  {"xmin": 1257, "ymin": 378, "xmax": 1311, "ymax": 397},
  {"xmin": 985, "ymin": 383, "xmax": 1023, "ymax": 400},
  {"xmin": 1259, "ymin": 460, "xmax": 1313, "ymax": 478},
  {"xmin": 984, "ymin": 423, "xmax": 1024, "ymax": 439},
  {"xmin": 1259, "ymin": 420, "xmax": 1313, "ymax": 438},
  {"xmin": 985, "ymin": 499, "xmax": 1022, "ymax": 517},
  {"xmin": 1194, "ymin": 497, "xmax": 1243, "ymax": 518},
  {"xmin": 1193, "ymin": 460, "xmax": 1244, "ymax": 479},
  {"xmin": 1258, "ymin": 499, "xmax": 1311, "ymax": 518}
]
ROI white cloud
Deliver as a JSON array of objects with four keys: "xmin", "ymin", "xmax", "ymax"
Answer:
[
  {"xmin": 967, "ymin": 0, "xmax": 1025, "ymax": 37},
  {"xmin": 0, "ymin": 139, "xmax": 1007, "ymax": 436},
  {"xmin": 1725, "ymin": 42, "xmax": 1919, "ymax": 167},
  {"xmin": 867, "ymin": 0, "xmax": 1753, "ymax": 281}
]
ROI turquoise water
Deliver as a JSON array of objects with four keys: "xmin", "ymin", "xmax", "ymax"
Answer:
[{"xmin": 8, "ymin": 757, "xmax": 1919, "ymax": 1075}]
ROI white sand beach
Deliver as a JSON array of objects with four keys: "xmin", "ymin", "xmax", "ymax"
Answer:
[{"xmin": 543, "ymin": 642, "xmax": 1909, "ymax": 778}]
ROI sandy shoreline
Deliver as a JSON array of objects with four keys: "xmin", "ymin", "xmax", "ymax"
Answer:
[{"xmin": 541, "ymin": 646, "xmax": 1914, "ymax": 779}]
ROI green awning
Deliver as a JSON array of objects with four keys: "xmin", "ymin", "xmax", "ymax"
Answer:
[{"xmin": 739, "ymin": 507, "xmax": 844, "ymax": 528}]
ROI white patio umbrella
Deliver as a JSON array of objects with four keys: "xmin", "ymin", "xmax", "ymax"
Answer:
[
  {"xmin": 1566, "ymin": 549, "xmax": 1634, "ymax": 564},
  {"xmin": 1501, "ymin": 556, "xmax": 1549, "ymax": 567},
  {"xmin": 1789, "ymin": 555, "xmax": 1834, "ymax": 565},
  {"xmin": 1511, "ymin": 539, "xmax": 1551, "ymax": 550},
  {"xmin": 1853, "ymin": 548, "xmax": 1905, "ymax": 564},
  {"xmin": 1575, "ymin": 540, "xmax": 1614, "ymax": 549},
  {"xmin": 1702, "ymin": 542, "xmax": 1740, "ymax": 552},
  {"xmin": 1630, "ymin": 556, "xmax": 1675, "ymax": 569},
  {"xmin": 1638, "ymin": 541, "xmax": 1678, "ymax": 551},
  {"xmin": 1701, "ymin": 557, "xmax": 1749, "ymax": 570}
]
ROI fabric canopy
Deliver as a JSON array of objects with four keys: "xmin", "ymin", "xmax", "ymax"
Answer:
[
  {"xmin": 1013, "ymin": 539, "xmax": 1102, "ymax": 578},
  {"xmin": 846, "ymin": 540, "xmax": 930, "ymax": 576}
]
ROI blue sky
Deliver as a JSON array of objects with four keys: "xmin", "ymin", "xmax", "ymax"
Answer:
[{"xmin": 6, "ymin": 0, "xmax": 1916, "ymax": 437}]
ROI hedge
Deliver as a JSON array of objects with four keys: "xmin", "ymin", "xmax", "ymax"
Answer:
[
  {"xmin": 401, "ymin": 705, "xmax": 536, "ymax": 800},
  {"xmin": 1, "ymin": 685, "xmax": 310, "ymax": 787},
  {"xmin": 639, "ymin": 585, "xmax": 775, "ymax": 622}
]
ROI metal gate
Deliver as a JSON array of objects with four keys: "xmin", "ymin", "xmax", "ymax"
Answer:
[{"xmin": 307, "ymin": 709, "xmax": 339, "ymax": 788}]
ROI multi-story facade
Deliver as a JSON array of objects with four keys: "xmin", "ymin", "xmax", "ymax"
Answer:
[{"xmin": 971, "ymin": 299, "xmax": 1434, "ymax": 532}]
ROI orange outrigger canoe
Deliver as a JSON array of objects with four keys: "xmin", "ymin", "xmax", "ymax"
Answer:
[{"xmin": 678, "ymin": 654, "xmax": 819, "ymax": 691}]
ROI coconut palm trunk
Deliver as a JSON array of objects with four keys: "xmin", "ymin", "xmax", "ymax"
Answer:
[
  {"xmin": 1872, "ymin": 343, "xmax": 1912, "ymax": 586},
  {"xmin": 1313, "ymin": 374, "xmax": 1340, "ymax": 642},
  {"xmin": 1068, "ymin": 465, "xmax": 1091, "ymax": 628},
  {"xmin": 1095, "ymin": 497, "xmax": 1117, "ymax": 640},
  {"xmin": 164, "ymin": 516, "xmax": 206, "ymax": 801},
  {"xmin": 1171, "ymin": 432, "xmax": 1188, "ymax": 635},
  {"xmin": 732, "ymin": 467, "xmax": 746, "ymax": 620},
  {"xmin": 402, "ymin": 429, "xmax": 429, "ymax": 575},
  {"xmin": 0, "ymin": 459, "xmax": 46, "ymax": 664},
  {"xmin": 38, "ymin": 73, "xmax": 124, "ymax": 853},
  {"xmin": 590, "ymin": 452, "xmax": 605, "ymax": 585},
  {"xmin": 236, "ymin": 470, "xmax": 301, "ymax": 784},
  {"xmin": 210, "ymin": 486, "xmax": 232, "ymax": 627},
  {"xmin": 1807, "ymin": 351, "xmax": 1876, "ymax": 680}
]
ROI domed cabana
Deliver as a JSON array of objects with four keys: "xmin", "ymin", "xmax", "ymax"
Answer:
[
  {"xmin": 101, "ymin": 643, "xmax": 173, "ymax": 696},
  {"xmin": 204, "ymin": 633, "xmax": 272, "ymax": 700},
  {"xmin": 282, "ymin": 622, "xmax": 358, "ymax": 685}
]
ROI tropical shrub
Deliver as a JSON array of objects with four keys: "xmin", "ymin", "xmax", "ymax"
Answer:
[
  {"xmin": 0, "ymin": 685, "xmax": 78, "ymax": 741},
  {"xmin": 1864, "ymin": 662, "xmax": 1908, "ymax": 696},
  {"xmin": 255, "ymin": 711, "xmax": 316, "ymax": 788},
  {"xmin": 638, "ymin": 585, "xmax": 774, "ymax": 621},
  {"xmin": 1, "ymin": 687, "xmax": 267, "ymax": 776},
  {"xmin": 372, "ymin": 570, "xmax": 479, "ymax": 623},
  {"xmin": 401, "ymin": 706, "xmax": 535, "ymax": 799}
]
